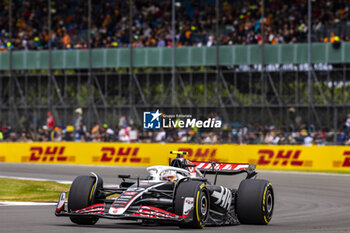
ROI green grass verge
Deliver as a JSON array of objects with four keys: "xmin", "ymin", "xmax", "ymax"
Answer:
[
  {"xmin": 0, "ymin": 178, "xmax": 70, "ymax": 202},
  {"xmin": 1, "ymin": 169, "xmax": 348, "ymax": 202}
]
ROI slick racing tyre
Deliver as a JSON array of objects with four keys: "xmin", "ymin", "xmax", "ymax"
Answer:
[
  {"xmin": 174, "ymin": 180, "xmax": 209, "ymax": 229},
  {"xmin": 68, "ymin": 175, "xmax": 102, "ymax": 225},
  {"xmin": 236, "ymin": 179, "xmax": 274, "ymax": 225}
]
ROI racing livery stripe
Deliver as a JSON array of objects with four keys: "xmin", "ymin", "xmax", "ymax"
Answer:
[
  {"xmin": 134, "ymin": 206, "xmax": 182, "ymax": 219},
  {"xmin": 138, "ymin": 206, "xmax": 182, "ymax": 217},
  {"xmin": 72, "ymin": 203, "xmax": 105, "ymax": 213},
  {"xmin": 191, "ymin": 161, "xmax": 249, "ymax": 171},
  {"xmin": 109, "ymin": 182, "xmax": 164, "ymax": 215}
]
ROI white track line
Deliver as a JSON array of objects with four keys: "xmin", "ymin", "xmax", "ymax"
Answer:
[
  {"xmin": 0, "ymin": 175, "xmax": 72, "ymax": 184},
  {"xmin": 259, "ymin": 170, "xmax": 350, "ymax": 177},
  {"xmin": 2, "ymin": 162, "xmax": 350, "ymax": 176},
  {"xmin": 0, "ymin": 201, "xmax": 57, "ymax": 206},
  {"xmin": 0, "ymin": 162, "xmax": 144, "ymax": 169}
]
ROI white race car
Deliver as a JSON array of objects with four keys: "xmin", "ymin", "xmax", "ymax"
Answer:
[{"xmin": 56, "ymin": 151, "xmax": 274, "ymax": 228}]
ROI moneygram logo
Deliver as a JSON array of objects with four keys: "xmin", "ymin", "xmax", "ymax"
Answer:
[
  {"xmin": 143, "ymin": 109, "xmax": 161, "ymax": 129},
  {"xmin": 143, "ymin": 110, "xmax": 222, "ymax": 129}
]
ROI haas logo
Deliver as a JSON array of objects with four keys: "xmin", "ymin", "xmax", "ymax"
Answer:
[{"xmin": 185, "ymin": 199, "xmax": 194, "ymax": 205}]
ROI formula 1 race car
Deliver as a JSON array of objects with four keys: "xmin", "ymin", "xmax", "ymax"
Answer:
[{"xmin": 55, "ymin": 151, "xmax": 274, "ymax": 228}]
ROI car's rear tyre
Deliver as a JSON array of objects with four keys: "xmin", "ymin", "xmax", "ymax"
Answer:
[
  {"xmin": 236, "ymin": 179, "xmax": 274, "ymax": 225},
  {"xmin": 174, "ymin": 180, "xmax": 209, "ymax": 229},
  {"xmin": 68, "ymin": 175, "xmax": 101, "ymax": 225}
]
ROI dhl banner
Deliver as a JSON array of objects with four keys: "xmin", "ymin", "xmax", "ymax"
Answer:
[{"xmin": 0, "ymin": 142, "xmax": 350, "ymax": 172}]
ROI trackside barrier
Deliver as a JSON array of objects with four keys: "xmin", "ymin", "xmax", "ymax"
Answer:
[
  {"xmin": 0, "ymin": 143, "xmax": 350, "ymax": 172},
  {"xmin": 1, "ymin": 43, "xmax": 350, "ymax": 70}
]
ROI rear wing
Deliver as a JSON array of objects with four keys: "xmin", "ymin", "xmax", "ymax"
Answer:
[
  {"xmin": 168, "ymin": 151, "xmax": 257, "ymax": 180},
  {"xmin": 190, "ymin": 161, "xmax": 257, "ymax": 179}
]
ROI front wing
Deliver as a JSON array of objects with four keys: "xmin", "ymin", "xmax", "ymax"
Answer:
[{"xmin": 55, "ymin": 192, "xmax": 184, "ymax": 223}]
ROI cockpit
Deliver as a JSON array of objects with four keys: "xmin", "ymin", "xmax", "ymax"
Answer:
[{"xmin": 146, "ymin": 166, "xmax": 190, "ymax": 182}]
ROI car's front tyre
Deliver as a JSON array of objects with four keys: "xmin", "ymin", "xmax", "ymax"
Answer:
[
  {"xmin": 236, "ymin": 179, "xmax": 274, "ymax": 225},
  {"xmin": 174, "ymin": 179, "xmax": 209, "ymax": 228},
  {"xmin": 68, "ymin": 175, "xmax": 101, "ymax": 225}
]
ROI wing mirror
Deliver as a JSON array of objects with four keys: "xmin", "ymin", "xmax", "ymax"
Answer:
[{"xmin": 118, "ymin": 174, "xmax": 131, "ymax": 179}]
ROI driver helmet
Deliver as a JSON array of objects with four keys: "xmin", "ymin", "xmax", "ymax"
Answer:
[{"xmin": 160, "ymin": 170, "xmax": 177, "ymax": 182}]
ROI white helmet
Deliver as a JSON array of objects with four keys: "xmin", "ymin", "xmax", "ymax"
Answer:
[{"xmin": 160, "ymin": 170, "xmax": 177, "ymax": 182}]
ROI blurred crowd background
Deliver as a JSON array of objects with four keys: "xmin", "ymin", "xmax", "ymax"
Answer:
[
  {"xmin": 0, "ymin": 0, "xmax": 349, "ymax": 51},
  {"xmin": 0, "ymin": 0, "xmax": 349, "ymax": 146},
  {"xmin": 1, "ymin": 110, "xmax": 350, "ymax": 145}
]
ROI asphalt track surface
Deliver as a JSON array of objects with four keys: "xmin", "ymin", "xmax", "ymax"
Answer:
[{"xmin": 1, "ymin": 163, "xmax": 350, "ymax": 233}]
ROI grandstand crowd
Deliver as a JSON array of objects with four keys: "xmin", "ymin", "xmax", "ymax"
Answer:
[
  {"xmin": 0, "ymin": 0, "xmax": 349, "ymax": 51},
  {"xmin": 1, "ymin": 111, "xmax": 350, "ymax": 145}
]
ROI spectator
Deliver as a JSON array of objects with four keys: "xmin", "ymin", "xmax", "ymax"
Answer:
[
  {"xmin": 231, "ymin": 128, "xmax": 241, "ymax": 144},
  {"xmin": 85, "ymin": 132, "xmax": 93, "ymax": 142},
  {"xmin": 264, "ymin": 132, "xmax": 274, "ymax": 144},
  {"xmin": 46, "ymin": 112, "xmax": 55, "ymax": 129},
  {"xmin": 336, "ymin": 129, "xmax": 347, "ymax": 145},
  {"xmin": 53, "ymin": 126, "xmax": 63, "ymax": 142},
  {"xmin": 1, "ymin": 111, "xmax": 350, "ymax": 145},
  {"xmin": 17, "ymin": 132, "xmax": 28, "ymax": 142},
  {"xmin": 75, "ymin": 124, "xmax": 86, "ymax": 142},
  {"xmin": 64, "ymin": 125, "xmax": 74, "ymax": 141},
  {"xmin": 345, "ymin": 113, "xmax": 350, "ymax": 131},
  {"xmin": 154, "ymin": 128, "xmax": 166, "ymax": 142},
  {"xmin": 74, "ymin": 108, "xmax": 83, "ymax": 129},
  {"xmin": 303, "ymin": 129, "xmax": 313, "ymax": 146},
  {"xmin": 1, "ymin": 0, "xmax": 349, "ymax": 51},
  {"xmin": 119, "ymin": 115, "xmax": 128, "ymax": 128},
  {"xmin": 118, "ymin": 126, "xmax": 130, "ymax": 142},
  {"xmin": 129, "ymin": 126, "xmax": 138, "ymax": 142},
  {"xmin": 42, "ymin": 125, "xmax": 50, "ymax": 141},
  {"xmin": 106, "ymin": 128, "xmax": 115, "ymax": 142}
]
